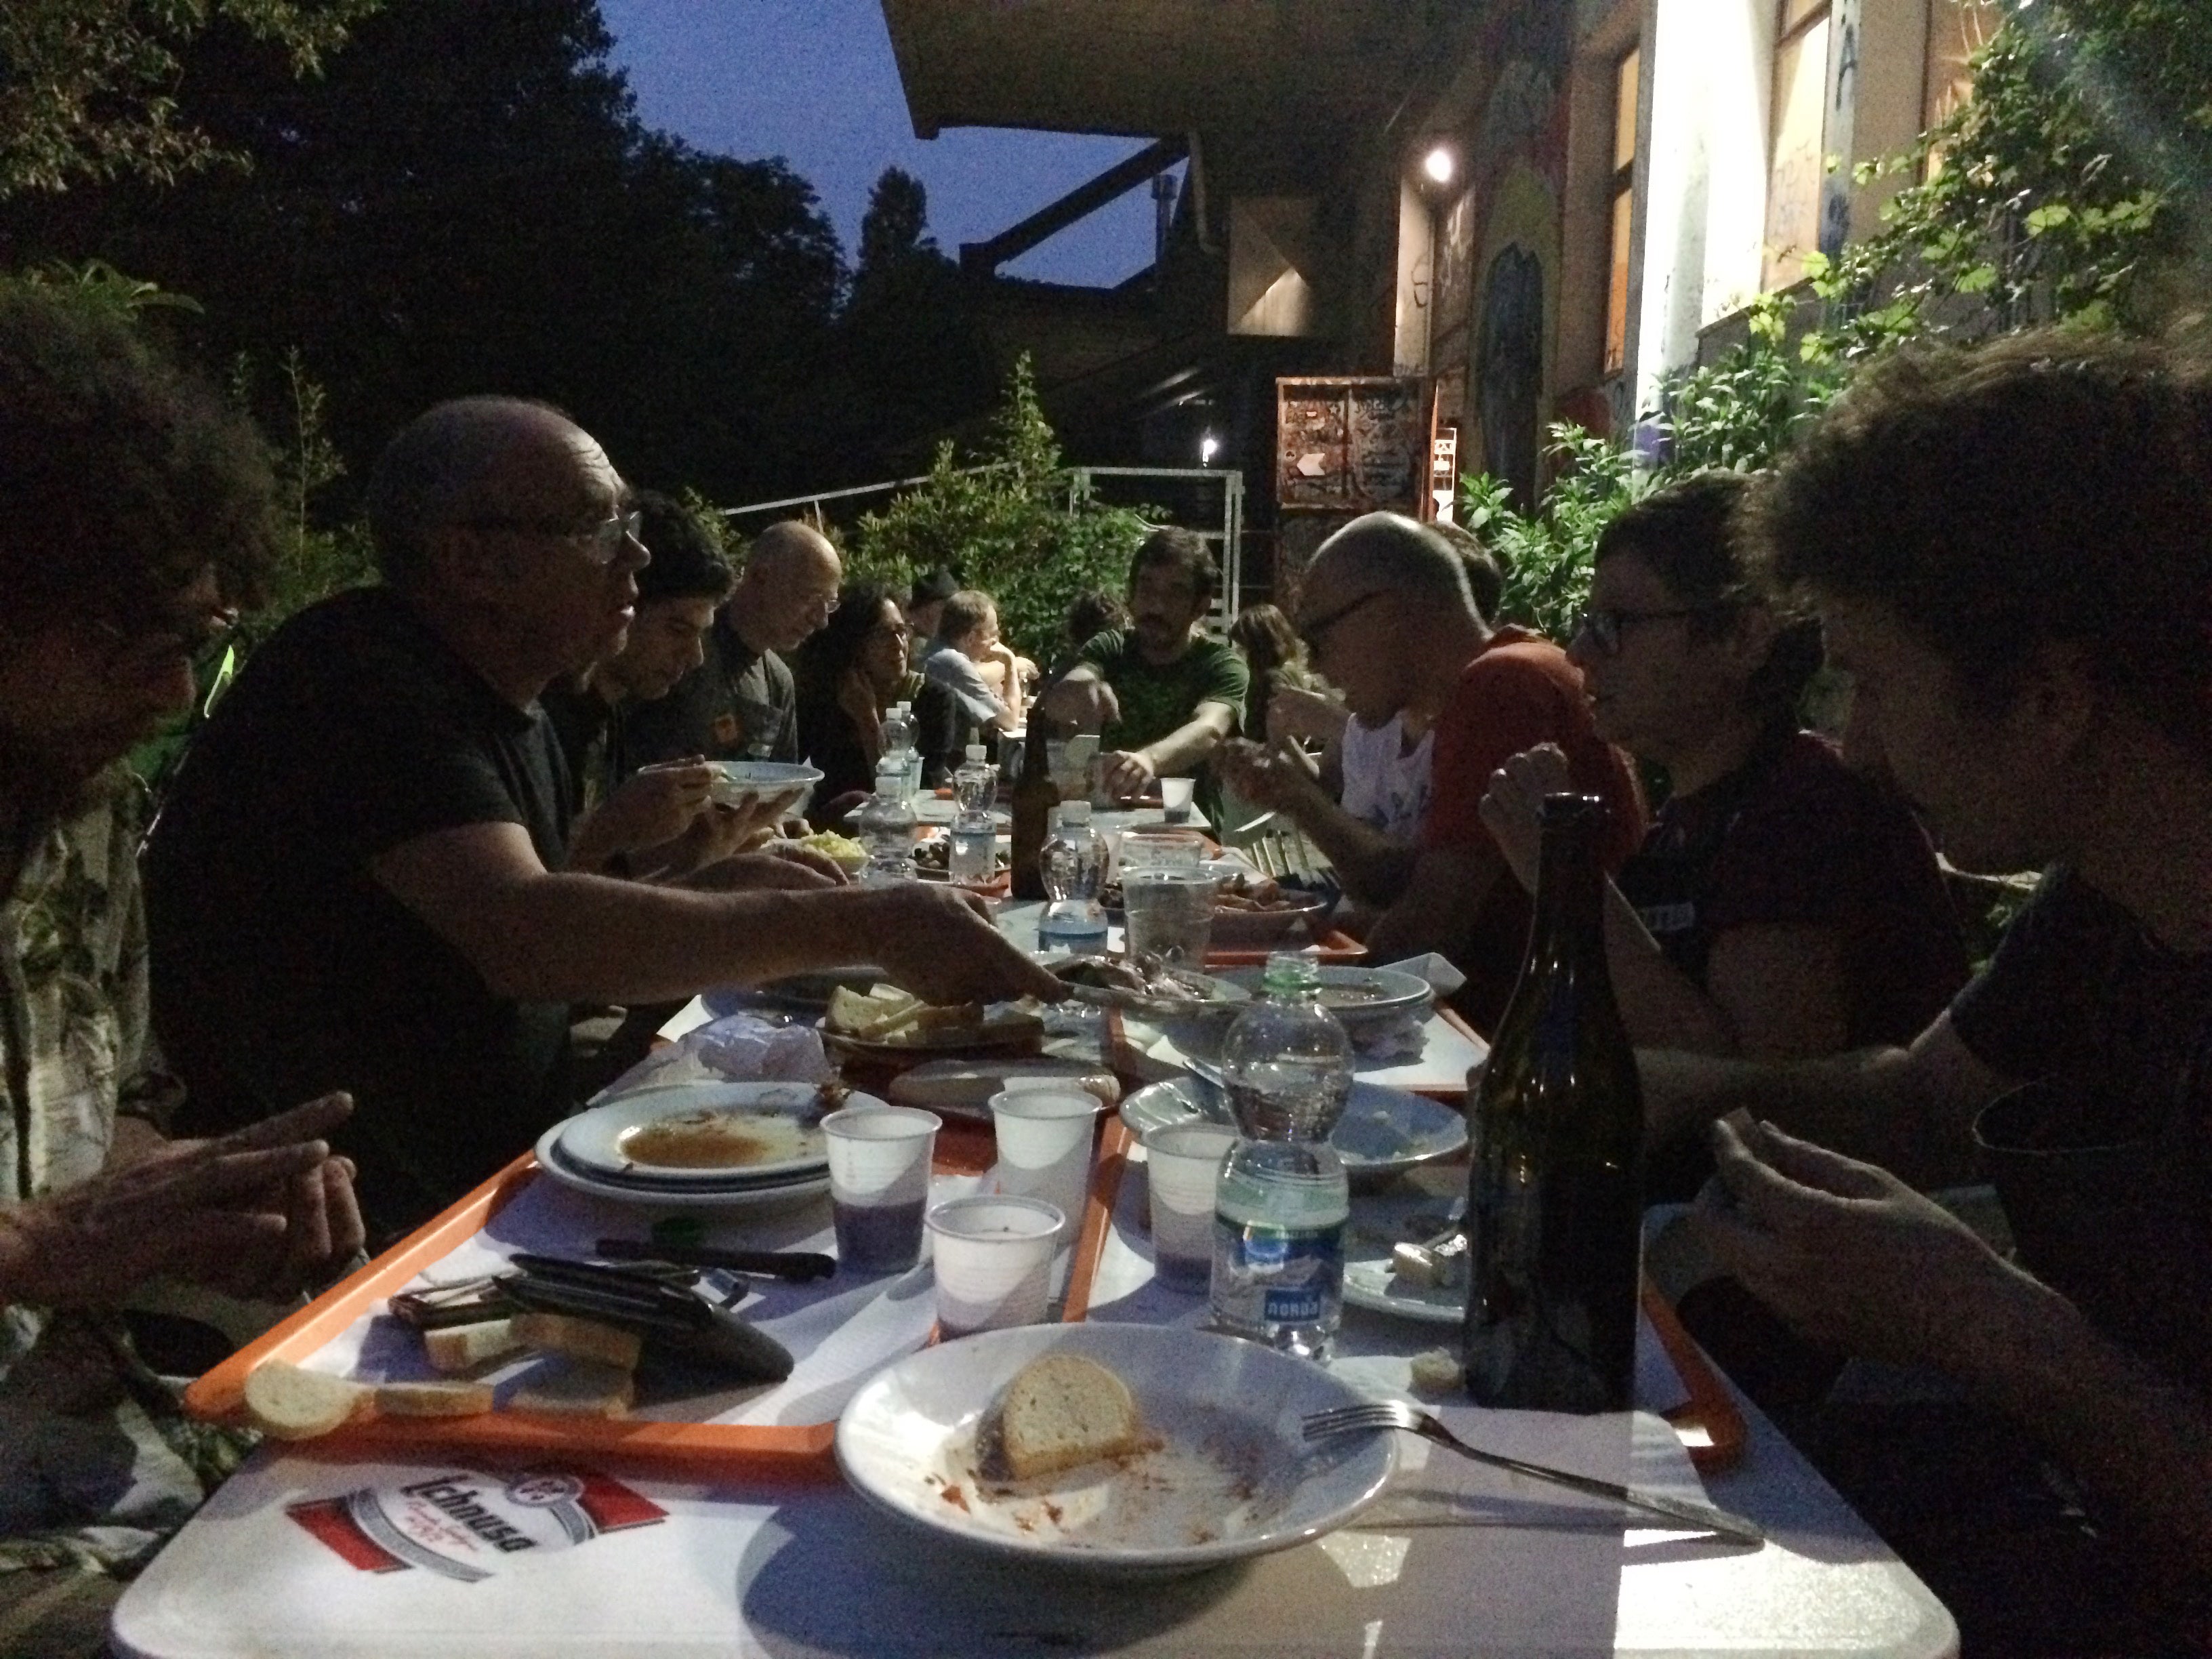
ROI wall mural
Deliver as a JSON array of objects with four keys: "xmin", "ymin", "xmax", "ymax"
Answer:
[
  {"xmin": 1433, "ymin": 186, "xmax": 1477, "ymax": 356},
  {"xmin": 1477, "ymin": 243, "xmax": 1547, "ymax": 513}
]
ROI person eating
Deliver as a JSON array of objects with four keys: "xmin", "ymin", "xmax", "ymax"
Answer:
[{"xmin": 144, "ymin": 398, "xmax": 1061, "ymax": 1239}]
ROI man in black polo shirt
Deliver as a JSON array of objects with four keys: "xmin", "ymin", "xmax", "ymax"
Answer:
[
  {"xmin": 146, "ymin": 398, "xmax": 1059, "ymax": 1237},
  {"xmin": 620, "ymin": 518, "xmax": 840, "ymax": 770}
]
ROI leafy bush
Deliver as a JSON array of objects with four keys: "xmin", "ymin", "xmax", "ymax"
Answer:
[{"xmin": 848, "ymin": 356, "xmax": 1156, "ymax": 657}]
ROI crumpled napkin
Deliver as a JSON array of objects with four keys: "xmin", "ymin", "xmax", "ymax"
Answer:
[
  {"xmin": 594, "ymin": 1011, "xmax": 832, "ymax": 1100},
  {"xmin": 1351, "ymin": 1015, "xmax": 1427, "ymax": 1060}
]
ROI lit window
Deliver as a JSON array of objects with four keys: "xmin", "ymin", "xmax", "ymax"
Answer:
[
  {"xmin": 1603, "ymin": 45, "xmax": 1639, "ymax": 377},
  {"xmin": 1764, "ymin": 0, "xmax": 1830, "ymax": 291},
  {"xmin": 1923, "ymin": 0, "xmax": 1999, "ymax": 177}
]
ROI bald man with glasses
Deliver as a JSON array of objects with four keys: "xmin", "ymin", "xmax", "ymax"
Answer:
[
  {"xmin": 146, "ymin": 398, "xmax": 1059, "ymax": 1236},
  {"xmin": 1224, "ymin": 512, "xmax": 1643, "ymax": 1031}
]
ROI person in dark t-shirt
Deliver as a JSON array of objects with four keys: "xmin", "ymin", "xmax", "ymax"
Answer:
[
  {"xmin": 1039, "ymin": 527, "xmax": 1248, "ymax": 823},
  {"xmin": 1483, "ymin": 472, "xmax": 1967, "ymax": 1081},
  {"xmin": 146, "ymin": 400, "xmax": 1063, "ymax": 1237},
  {"xmin": 619, "ymin": 519, "xmax": 840, "ymax": 771},
  {"xmin": 1641, "ymin": 336, "xmax": 2212, "ymax": 1650}
]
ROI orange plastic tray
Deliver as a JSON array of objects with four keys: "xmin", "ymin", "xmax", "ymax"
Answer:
[
  {"xmin": 185, "ymin": 1118, "xmax": 1134, "ymax": 1479},
  {"xmin": 1206, "ymin": 929, "xmax": 1368, "ymax": 966}
]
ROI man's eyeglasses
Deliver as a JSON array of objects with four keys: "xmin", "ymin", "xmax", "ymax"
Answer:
[
  {"xmin": 1572, "ymin": 606, "xmax": 1716, "ymax": 657},
  {"xmin": 1296, "ymin": 590, "xmax": 1386, "ymax": 655},
  {"xmin": 467, "ymin": 510, "xmax": 642, "ymax": 565}
]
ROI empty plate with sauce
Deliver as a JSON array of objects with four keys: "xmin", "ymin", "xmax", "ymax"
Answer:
[{"xmin": 552, "ymin": 1080, "xmax": 861, "ymax": 1184}]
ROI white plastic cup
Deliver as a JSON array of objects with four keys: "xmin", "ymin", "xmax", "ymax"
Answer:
[
  {"xmin": 1142, "ymin": 1124, "xmax": 1238, "ymax": 1292},
  {"xmin": 822, "ymin": 1106, "xmax": 941, "ymax": 1274},
  {"xmin": 1160, "ymin": 776, "xmax": 1197, "ymax": 823},
  {"xmin": 987, "ymin": 1088, "xmax": 1103, "ymax": 1229},
  {"xmin": 926, "ymin": 1195, "xmax": 1065, "ymax": 1336}
]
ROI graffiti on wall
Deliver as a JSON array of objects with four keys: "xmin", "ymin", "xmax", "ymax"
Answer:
[{"xmin": 1477, "ymin": 244, "xmax": 1547, "ymax": 513}]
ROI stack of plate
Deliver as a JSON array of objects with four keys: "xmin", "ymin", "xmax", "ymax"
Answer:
[{"xmin": 533, "ymin": 1080, "xmax": 868, "ymax": 1211}]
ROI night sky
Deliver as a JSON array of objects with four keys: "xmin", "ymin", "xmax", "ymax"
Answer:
[{"xmin": 599, "ymin": 0, "xmax": 1169, "ymax": 288}]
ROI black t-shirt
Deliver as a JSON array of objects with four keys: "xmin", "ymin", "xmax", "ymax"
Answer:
[
  {"xmin": 619, "ymin": 613, "xmax": 796, "ymax": 771},
  {"xmin": 1949, "ymin": 865, "xmax": 2212, "ymax": 1395},
  {"xmin": 146, "ymin": 587, "xmax": 576, "ymax": 1237}
]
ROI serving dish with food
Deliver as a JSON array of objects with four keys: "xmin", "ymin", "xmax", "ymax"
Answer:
[
  {"xmin": 1047, "ymin": 954, "xmax": 1249, "ymax": 1018},
  {"xmin": 819, "ymin": 984, "xmax": 1045, "ymax": 1059}
]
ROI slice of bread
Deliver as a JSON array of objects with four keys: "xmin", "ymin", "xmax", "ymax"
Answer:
[
  {"xmin": 511, "ymin": 1312, "xmax": 642, "ymax": 1370},
  {"xmin": 423, "ymin": 1317, "xmax": 524, "ymax": 1374},
  {"xmin": 510, "ymin": 1359, "xmax": 634, "ymax": 1419},
  {"xmin": 243, "ymin": 1361, "xmax": 369, "ymax": 1441},
  {"xmin": 993, "ymin": 1353, "xmax": 1145, "ymax": 1481},
  {"xmin": 374, "ymin": 1378, "xmax": 495, "ymax": 1418}
]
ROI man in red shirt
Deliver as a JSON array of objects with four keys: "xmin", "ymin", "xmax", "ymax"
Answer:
[{"xmin": 1288, "ymin": 512, "xmax": 1643, "ymax": 1030}]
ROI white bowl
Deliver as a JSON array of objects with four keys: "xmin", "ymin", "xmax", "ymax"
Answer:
[
  {"xmin": 705, "ymin": 759, "xmax": 825, "ymax": 821},
  {"xmin": 835, "ymin": 1323, "xmax": 1396, "ymax": 1578}
]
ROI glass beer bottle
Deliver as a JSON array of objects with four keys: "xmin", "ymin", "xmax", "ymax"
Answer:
[
  {"xmin": 1463, "ymin": 793, "xmax": 1644, "ymax": 1412},
  {"xmin": 1009, "ymin": 704, "xmax": 1059, "ymax": 902}
]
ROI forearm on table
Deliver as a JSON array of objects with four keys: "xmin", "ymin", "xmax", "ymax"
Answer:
[
  {"xmin": 1961, "ymin": 1267, "xmax": 2212, "ymax": 1599},
  {"xmin": 463, "ymin": 876, "xmax": 888, "ymax": 1004},
  {"xmin": 1141, "ymin": 712, "xmax": 1229, "ymax": 777},
  {"xmin": 1282, "ymin": 796, "xmax": 1415, "ymax": 905},
  {"xmin": 1363, "ymin": 848, "xmax": 1498, "ymax": 963}
]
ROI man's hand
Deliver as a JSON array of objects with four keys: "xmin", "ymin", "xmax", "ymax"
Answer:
[
  {"xmin": 0, "ymin": 1094, "xmax": 363, "ymax": 1309},
  {"xmin": 1267, "ymin": 685, "xmax": 1345, "ymax": 747},
  {"xmin": 868, "ymin": 885, "xmax": 1068, "ymax": 1006},
  {"xmin": 1691, "ymin": 1118, "xmax": 2020, "ymax": 1373},
  {"xmin": 1100, "ymin": 747, "xmax": 1158, "ymax": 800},
  {"xmin": 760, "ymin": 839, "xmax": 850, "ymax": 884},
  {"xmin": 1042, "ymin": 670, "xmax": 1119, "ymax": 733},
  {"xmin": 569, "ymin": 760, "xmax": 715, "ymax": 871},
  {"xmin": 1218, "ymin": 737, "xmax": 1324, "ymax": 815},
  {"xmin": 1477, "ymin": 743, "xmax": 1573, "ymax": 894}
]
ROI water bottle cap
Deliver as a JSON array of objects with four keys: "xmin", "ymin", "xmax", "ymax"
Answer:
[
  {"xmin": 1054, "ymin": 800, "xmax": 1092, "ymax": 826},
  {"xmin": 895, "ymin": 701, "xmax": 912, "ymax": 716},
  {"xmin": 965, "ymin": 745, "xmax": 987, "ymax": 762},
  {"xmin": 1260, "ymin": 950, "xmax": 1322, "ymax": 993}
]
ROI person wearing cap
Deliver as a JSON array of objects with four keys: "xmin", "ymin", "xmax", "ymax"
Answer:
[{"xmin": 906, "ymin": 567, "xmax": 958, "ymax": 644}]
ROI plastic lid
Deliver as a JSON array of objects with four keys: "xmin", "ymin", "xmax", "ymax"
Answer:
[
  {"xmin": 1260, "ymin": 949, "xmax": 1322, "ymax": 993},
  {"xmin": 1054, "ymin": 800, "xmax": 1092, "ymax": 826},
  {"xmin": 894, "ymin": 701, "xmax": 912, "ymax": 716},
  {"xmin": 965, "ymin": 744, "xmax": 987, "ymax": 761}
]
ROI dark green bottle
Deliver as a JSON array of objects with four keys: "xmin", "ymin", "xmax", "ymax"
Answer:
[{"xmin": 1463, "ymin": 793, "xmax": 1644, "ymax": 1412}]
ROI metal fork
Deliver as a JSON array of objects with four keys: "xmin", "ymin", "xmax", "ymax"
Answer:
[{"xmin": 1303, "ymin": 1399, "xmax": 1764, "ymax": 1546}]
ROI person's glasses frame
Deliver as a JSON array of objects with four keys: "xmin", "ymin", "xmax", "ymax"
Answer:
[
  {"xmin": 1572, "ymin": 605, "xmax": 1719, "ymax": 657},
  {"xmin": 1296, "ymin": 590, "xmax": 1386, "ymax": 656},
  {"xmin": 466, "ymin": 509, "xmax": 644, "ymax": 566}
]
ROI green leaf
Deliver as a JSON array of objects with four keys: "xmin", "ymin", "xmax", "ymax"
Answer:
[
  {"xmin": 1954, "ymin": 264, "xmax": 1999, "ymax": 293},
  {"xmin": 2024, "ymin": 203, "xmax": 2072, "ymax": 234}
]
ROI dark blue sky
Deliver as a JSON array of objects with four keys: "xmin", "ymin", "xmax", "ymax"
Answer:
[{"xmin": 598, "ymin": 0, "xmax": 1164, "ymax": 287}]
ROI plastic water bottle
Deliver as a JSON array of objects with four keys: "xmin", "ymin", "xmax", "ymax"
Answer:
[
  {"xmin": 1037, "ymin": 800, "xmax": 1109, "ymax": 947},
  {"xmin": 952, "ymin": 743, "xmax": 997, "ymax": 818},
  {"xmin": 882, "ymin": 701, "xmax": 919, "ymax": 803},
  {"xmin": 948, "ymin": 747, "xmax": 999, "ymax": 886},
  {"xmin": 855, "ymin": 759, "xmax": 917, "ymax": 881},
  {"xmin": 1209, "ymin": 952, "xmax": 1353, "ymax": 1359}
]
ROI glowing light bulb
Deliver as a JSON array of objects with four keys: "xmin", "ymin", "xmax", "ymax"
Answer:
[
  {"xmin": 1424, "ymin": 146, "xmax": 1455, "ymax": 185},
  {"xmin": 1200, "ymin": 434, "xmax": 1220, "ymax": 465}
]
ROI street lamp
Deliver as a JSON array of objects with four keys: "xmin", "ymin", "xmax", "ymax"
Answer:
[
  {"xmin": 1200, "ymin": 433, "xmax": 1220, "ymax": 466},
  {"xmin": 1423, "ymin": 145, "xmax": 1456, "ymax": 186}
]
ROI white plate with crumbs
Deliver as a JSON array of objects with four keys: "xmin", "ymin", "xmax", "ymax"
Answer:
[
  {"xmin": 834, "ymin": 1324, "xmax": 1395, "ymax": 1578},
  {"xmin": 554, "ymin": 1080, "xmax": 863, "ymax": 1183}
]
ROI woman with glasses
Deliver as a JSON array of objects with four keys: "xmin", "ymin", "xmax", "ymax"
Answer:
[
  {"xmin": 1483, "ymin": 471, "xmax": 1968, "ymax": 1091},
  {"xmin": 794, "ymin": 582, "xmax": 958, "ymax": 825}
]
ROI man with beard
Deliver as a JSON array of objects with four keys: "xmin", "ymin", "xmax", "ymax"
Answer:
[
  {"xmin": 0, "ymin": 287, "xmax": 363, "ymax": 1641},
  {"xmin": 1040, "ymin": 527, "xmax": 1248, "ymax": 821},
  {"xmin": 146, "ymin": 398, "xmax": 1059, "ymax": 1237},
  {"xmin": 621, "ymin": 518, "xmax": 842, "ymax": 768}
]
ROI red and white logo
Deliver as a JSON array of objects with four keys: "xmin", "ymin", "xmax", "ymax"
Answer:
[{"xmin": 289, "ymin": 1467, "xmax": 665, "ymax": 1582}]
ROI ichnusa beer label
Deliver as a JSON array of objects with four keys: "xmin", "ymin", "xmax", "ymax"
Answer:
[{"xmin": 287, "ymin": 1468, "xmax": 666, "ymax": 1582}]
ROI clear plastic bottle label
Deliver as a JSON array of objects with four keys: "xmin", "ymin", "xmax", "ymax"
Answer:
[{"xmin": 1212, "ymin": 1220, "xmax": 1343, "ymax": 1328}]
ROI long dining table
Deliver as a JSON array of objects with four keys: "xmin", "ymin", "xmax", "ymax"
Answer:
[{"xmin": 110, "ymin": 842, "xmax": 1959, "ymax": 1658}]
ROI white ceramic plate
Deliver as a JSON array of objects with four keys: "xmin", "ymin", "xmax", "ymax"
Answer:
[
  {"xmin": 705, "ymin": 759, "xmax": 823, "ymax": 820},
  {"xmin": 1340, "ymin": 1185, "xmax": 1469, "ymax": 1325},
  {"xmin": 835, "ymin": 1324, "xmax": 1395, "ymax": 1577},
  {"xmin": 1118, "ymin": 1079, "xmax": 1468, "ymax": 1179},
  {"xmin": 555, "ymin": 1081, "xmax": 855, "ymax": 1183},
  {"xmin": 1215, "ymin": 966, "xmax": 1434, "ymax": 1027},
  {"xmin": 532, "ymin": 1126, "xmax": 834, "ymax": 1213}
]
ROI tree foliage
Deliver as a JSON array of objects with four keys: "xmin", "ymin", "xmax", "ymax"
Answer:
[
  {"xmin": 0, "ymin": 0, "xmax": 383, "ymax": 196},
  {"xmin": 850, "ymin": 356, "xmax": 1155, "ymax": 658}
]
